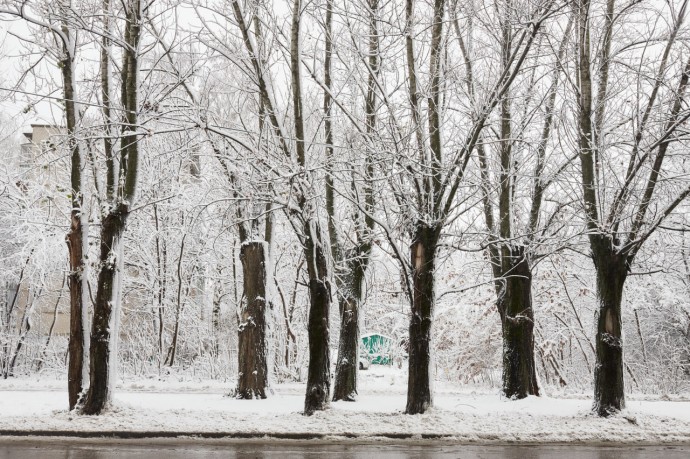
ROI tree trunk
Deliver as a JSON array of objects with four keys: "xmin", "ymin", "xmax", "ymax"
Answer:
[
  {"xmin": 2, "ymin": 259, "xmax": 29, "ymax": 378},
  {"xmin": 9, "ymin": 288, "xmax": 40, "ymax": 376},
  {"xmin": 499, "ymin": 246, "xmax": 539, "ymax": 399},
  {"xmin": 303, "ymin": 224, "xmax": 331, "ymax": 415},
  {"xmin": 331, "ymin": 0, "xmax": 377, "ymax": 404},
  {"xmin": 165, "ymin": 234, "xmax": 186, "ymax": 367},
  {"xmin": 406, "ymin": 224, "xmax": 440, "ymax": 415},
  {"xmin": 592, "ymin": 246, "xmax": 627, "ymax": 416},
  {"xmin": 236, "ymin": 241, "xmax": 269, "ymax": 399},
  {"xmin": 153, "ymin": 204, "xmax": 166, "ymax": 364},
  {"xmin": 79, "ymin": 0, "xmax": 140, "ymax": 416},
  {"xmin": 80, "ymin": 204, "xmax": 129, "ymax": 415},
  {"xmin": 66, "ymin": 213, "xmax": 87, "ymax": 409},
  {"xmin": 212, "ymin": 273, "xmax": 222, "ymax": 357},
  {"xmin": 60, "ymin": 22, "xmax": 89, "ymax": 410},
  {"xmin": 332, "ymin": 295, "xmax": 359, "ymax": 401}
]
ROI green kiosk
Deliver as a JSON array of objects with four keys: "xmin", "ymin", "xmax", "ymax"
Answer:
[{"xmin": 360, "ymin": 333, "xmax": 393, "ymax": 365}]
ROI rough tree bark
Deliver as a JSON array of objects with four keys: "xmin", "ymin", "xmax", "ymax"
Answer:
[
  {"xmin": 286, "ymin": 0, "xmax": 333, "ymax": 415},
  {"xmin": 61, "ymin": 34, "xmax": 89, "ymax": 409},
  {"xmin": 406, "ymin": 224, "xmax": 440, "ymax": 415},
  {"xmin": 463, "ymin": 3, "xmax": 573, "ymax": 400},
  {"xmin": 333, "ymin": 251, "xmax": 369, "ymax": 401},
  {"xmin": 66, "ymin": 208, "xmax": 87, "ymax": 410},
  {"xmin": 576, "ymin": 0, "xmax": 627, "ymax": 416},
  {"xmin": 81, "ymin": 205, "xmax": 129, "ymax": 414},
  {"xmin": 236, "ymin": 241, "xmax": 269, "ymax": 399},
  {"xmin": 498, "ymin": 246, "xmax": 539, "ymax": 399},
  {"xmin": 228, "ymin": 0, "xmax": 332, "ymax": 412},
  {"xmin": 333, "ymin": 294, "xmax": 359, "ymax": 401},
  {"xmin": 217, "ymin": 148, "xmax": 273, "ymax": 398},
  {"xmin": 592, "ymin": 241, "xmax": 627, "ymax": 415},
  {"xmin": 303, "ymin": 222, "xmax": 332, "ymax": 415}
]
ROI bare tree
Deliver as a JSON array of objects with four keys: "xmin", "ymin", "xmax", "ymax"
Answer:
[
  {"xmin": 329, "ymin": 0, "xmax": 378, "ymax": 402},
  {"xmin": 81, "ymin": 0, "xmax": 144, "ymax": 415},
  {"xmin": 455, "ymin": 1, "xmax": 574, "ymax": 399},
  {"xmin": 575, "ymin": 0, "xmax": 690, "ymax": 415}
]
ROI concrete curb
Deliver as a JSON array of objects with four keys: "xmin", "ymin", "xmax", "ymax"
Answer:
[{"xmin": 0, "ymin": 430, "xmax": 453, "ymax": 440}]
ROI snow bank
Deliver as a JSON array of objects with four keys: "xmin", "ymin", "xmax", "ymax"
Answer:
[
  {"xmin": 1, "ymin": 367, "xmax": 688, "ymax": 443},
  {"xmin": 1, "ymin": 386, "xmax": 690, "ymax": 443}
]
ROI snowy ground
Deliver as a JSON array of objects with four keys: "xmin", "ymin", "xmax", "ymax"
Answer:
[{"xmin": 2, "ymin": 367, "xmax": 690, "ymax": 444}]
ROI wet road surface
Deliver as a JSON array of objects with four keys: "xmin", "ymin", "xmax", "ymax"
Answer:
[{"xmin": 1, "ymin": 440, "xmax": 689, "ymax": 458}]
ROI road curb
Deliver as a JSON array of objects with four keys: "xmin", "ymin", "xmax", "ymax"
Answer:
[{"xmin": 0, "ymin": 430, "xmax": 455, "ymax": 440}]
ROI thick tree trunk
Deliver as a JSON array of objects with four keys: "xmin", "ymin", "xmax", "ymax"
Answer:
[
  {"xmin": 236, "ymin": 241, "xmax": 269, "ymax": 399},
  {"xmin": 333, "ymin": 249, "xmax": 369, "ymax": 402},
  {"xmin": 593, "ymin": 247, "xmax": 627, "ymax": 416},
  {"xmin": 499, "ymin": 246, "xmax": 539, "ymax": 399},
  {"xmin": 304, "ymin": 276, "xmax": 331, "ymax": 414},
  {"xmin": 80, "ymin": 204, "xmax": 129, "ymax": 415},
  {"xmin": 406, "ymin": 224, "xmax": 440, "ymax": 415},
  {"xmin": 332, "ymin": 295, "xmax": 359, "ymax": 401},
  {"xmin": 303, "ymin": 224, "xmax": 331, "ymax": 415},
  {"xmin": 66, "ymin": 213, "xmax": 87, "ymax": 409}
]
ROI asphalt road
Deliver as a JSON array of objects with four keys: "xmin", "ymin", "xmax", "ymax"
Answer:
[{"xmin": 1, "ymin": 440, "xmax": 690, "ymax": 459}]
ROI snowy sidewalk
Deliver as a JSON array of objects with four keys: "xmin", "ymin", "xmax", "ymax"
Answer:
[{"xmin": 1, "ymin": 387, "xmax": 690, "ymax": 443}]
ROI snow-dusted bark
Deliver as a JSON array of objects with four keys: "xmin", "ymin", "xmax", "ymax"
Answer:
[
  {"xmin": 66, "ymin": 206, "xmax": 89, "ymax": 410},
  {"xmin": 406, "ymin": 224, "xmax": 440, "ymax": 414},
  {"xmin": 81, "ymin": 209, "xmax": 128, "ymax": 414},
  {"xmin": 303, "ymin": 221, "xmax": 331, "ymax": 415},
  {"xmin": 498, "ymin": 247, "xmax": 539, "ymax": 399},
  {"xmin": 591, "ymin": 246, "xmax": 627, "ymax": 415},
  {"xmin": 284, "ymin": 0, "xmax": 333, "ymax": 415},
  {"xmin": 236, "ymin": 241, "xmax": 270, "ymax": 399},
  {"xmin": 333, "ymin": 295, "xmax": 359, "ymax": 401},
  {"xmin": 51, "ymin": 1, "xmax": 91, "ymax": 411}
]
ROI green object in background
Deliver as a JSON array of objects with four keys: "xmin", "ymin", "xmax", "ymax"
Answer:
[{"xmin": 360, "ymin": 333, "xmax": 392, "ymax": 365}]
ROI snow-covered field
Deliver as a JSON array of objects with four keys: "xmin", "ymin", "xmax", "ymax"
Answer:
[{"xmin": 2, "ymin": 367, "xmax": 690, "ymax": 443}]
